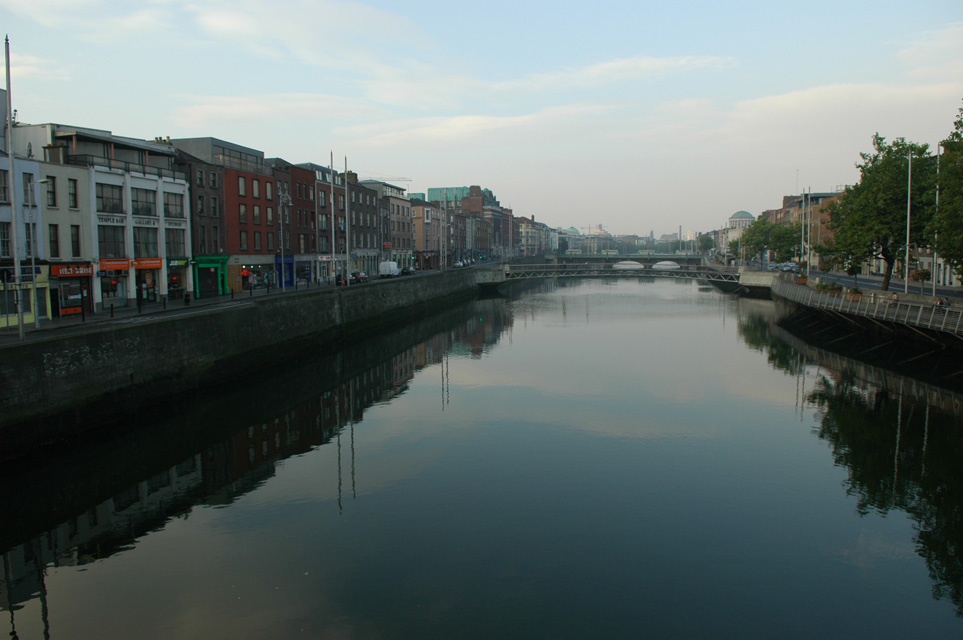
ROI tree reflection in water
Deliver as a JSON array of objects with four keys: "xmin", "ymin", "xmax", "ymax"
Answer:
[
  {"xmin": 738, "ymin": 304, "xmax": 963, "ymax": 617},
  {"xmin": 808, "ymin": 374, "xmax": 963, "ymax": 617}
]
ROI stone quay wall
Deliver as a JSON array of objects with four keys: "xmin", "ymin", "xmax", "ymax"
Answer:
[{"xmin": 0, "ymin": 270, "xmax": 478, "ymax": 450}]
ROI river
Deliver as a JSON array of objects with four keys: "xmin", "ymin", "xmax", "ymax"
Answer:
[{"xmin": 2, "ymin": 277, "xmax": 962, "ymax": 639}]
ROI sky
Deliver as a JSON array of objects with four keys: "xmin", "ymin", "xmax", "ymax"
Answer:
[{"xmin": 2, "ymin": 1, "xmax": 962, "ymax": 237}]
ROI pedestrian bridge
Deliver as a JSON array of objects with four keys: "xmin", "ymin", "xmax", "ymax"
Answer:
[{"xmin": 474, "ymin": 262, "xmax": 744, "ymax": 285}]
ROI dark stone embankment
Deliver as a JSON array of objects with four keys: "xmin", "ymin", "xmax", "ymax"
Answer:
[{"xmin": 0, "ymin": 270, "xmax": 478, "ymax": 454}]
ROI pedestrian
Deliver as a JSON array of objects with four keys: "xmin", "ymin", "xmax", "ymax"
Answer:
[{"xmin": 890, "ymin": 292, "xmax": 899, "ymax": 304}]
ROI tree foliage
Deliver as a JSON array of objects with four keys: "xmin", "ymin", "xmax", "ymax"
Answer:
[
  {"xmin": 739, "ymin": 220, "xmax": 801, "ymax": 262},
  {"xmin": 930, "ymin": 101, "xmax": 963, "ymax": 274},
  {"xmin": 827, "ymin": 134, "xmax": 937, "ymax": 291}
]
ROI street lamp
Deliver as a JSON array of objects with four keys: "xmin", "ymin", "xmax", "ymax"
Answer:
[
  {"xmin": 278, "ymin": 186, "xmax": 291, "ymax": 292},
  {"xmin": 904, "ymin": 152, "xmax": 912, "ymax": 294},
  {"xmin": 30, "ymin": 178, "xmax": 48, "ymax": 329}
]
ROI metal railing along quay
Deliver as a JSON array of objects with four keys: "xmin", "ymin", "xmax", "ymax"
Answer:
[{"xmin": 771, "ymin": 276, "xmax": 963, "ymax": 340}]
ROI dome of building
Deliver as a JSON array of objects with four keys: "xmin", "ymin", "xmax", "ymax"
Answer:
[{"xmin": 729, "ymin": 210, "xmax": 754, "ymax": 221}]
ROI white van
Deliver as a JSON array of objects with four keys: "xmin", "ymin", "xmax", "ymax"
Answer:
[{"xmin": 379, "ymin": 261, "xmax": 400, "ymax": 278}]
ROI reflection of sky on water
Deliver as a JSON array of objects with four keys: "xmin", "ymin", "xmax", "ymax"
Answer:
[{"xmin": 6, "ymin": 278, "xmax": 962, "ymax": 639}]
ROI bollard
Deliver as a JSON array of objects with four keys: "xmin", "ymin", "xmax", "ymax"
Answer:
[
  {"xmin": 163, "ymin": 297, "xmax": 167, "ymax": 310},
  {"xmin": 110, "ymin": 303, "xmax": 114, "ymax": 318},
  {"xmin": 231, "ymin": 290, "xmax": 234, "ymax": 300},
  {"xmin": 250, "ymin": 286, "xmax": 253, "ymax": 297},
  {"xmin": 184, "ymin": 293, "xmax": 190, "ymax": 306}
]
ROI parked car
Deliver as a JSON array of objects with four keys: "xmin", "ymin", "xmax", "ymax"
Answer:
[
  {"xmin": 401, "ymin": 266, "xmax": 414, "ymax": 276},
  {"xmin": 351, "ymin": 271, "xmax": 369, "ymax": 283},
  {"xmin": 453, "ymin": 261, "xmax": 464, "ymax": 268}
]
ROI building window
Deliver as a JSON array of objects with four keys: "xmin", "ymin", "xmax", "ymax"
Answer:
[
  {"xmin": 198, "ymin": 225, "xmax": 207, "ymax": 253},
  {"xmin": 196, "ymin": 170, "xmax": 204, "ymax": 187},
  {"xmin": 211, "ymin": 196, "xmax": 218, "ymax": 217},
  {"xmin": 238, "ymin": 176, "xmax": 246, "ymax": 196},
  {"xmin": 254, "ymin": 231, "xmax": 261, "ymax": 250},
  {"xmin": 267, "ymin": 231, "xmax": 274, "ymax": 251},
  {"xmin": 266, "ymin": 181, "xmax": 273, "ymax": 201},
  {"xmin": 266, "ymin": 206, "xmax": 274, "ymax": 225},
  {"xmin": 46, "ymin": 177, "xmax": 57, "ymax": 207},
  {"xmin": 96, "ymin": 183, "xmax": 124, "ymax": 213},
  {"xmin": 0, "ymin": 222, "xmax": 8, "ymax": 256},
  {"xmin": 210, "ymin": 172, "xmax": 217, "ymax": 188},
  {"xmin": 131, "ymin": 188, "xmax": 156, "ymax": 216},
  {"xmin": 48, "ymin": 224, "xmax": 60, "ymax": 258},
  {"xmin": 240, "ymin": 230, "xmax": 248, "ymax": 250},
  {"xmin": 197, "ymin": 195, "xmax": 205, "ymax": 216},
  {"xmin": 239, "ymin": 203, "xmax": 247, "ymax": 223},
  {"xmin": 165, "ymin": 228, "xmax": 186, "ymax": 256},
  {"xmin": 134, "ymin": 227, "xmax": 158, "ymax": 258},
  {"xmin": 0, "ymin": 170, "xmax": 7, "ymax": 203},
  {"xmin": 164, "ymin": 192, "xmax": 185, "ymax": 218},
  {"xmin": 212, "ymin": 226, "xmax": 219, "ymax": 253},
  {"xmin": 98, "ymin": 225, "xmax": 126, "ymax": 258},
  {"xmin": 71, "ymin": 225, "xmax": 81, "ymax": 257},
  {"xmin": 253, "ymin": 179, "xmax": 260, "ymax": 198},
  {"xmin": 253, "ymin": 205, "xmax": 261, "ymax": 224},
  {"xmin": 68, "ymin": 179, "xmax": 78, "ymax": 208}
]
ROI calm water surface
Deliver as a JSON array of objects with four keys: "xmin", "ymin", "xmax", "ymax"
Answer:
[{"xmin": 3, "ymin": 278, "xmax": 962, "ymax": 639}]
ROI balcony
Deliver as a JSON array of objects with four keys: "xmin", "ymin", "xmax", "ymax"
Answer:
[{"xmin": 68, "ymin": 154, "xmax": 186, "ymax": 181}]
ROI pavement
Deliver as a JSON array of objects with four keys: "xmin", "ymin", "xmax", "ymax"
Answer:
[{"xmin": 0, "ymin": 279, "xmax": 340, "ymax": 345}]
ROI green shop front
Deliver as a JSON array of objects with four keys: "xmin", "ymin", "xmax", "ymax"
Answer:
[{"xmin": 192, "ymin": 255, "xmax": 229, "ymax": 299}]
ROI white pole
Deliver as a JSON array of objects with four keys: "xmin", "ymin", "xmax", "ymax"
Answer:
[
  {"xmin": 329, "ymin": 153, "xmax": 335, "ymax": 283},
  {"xmin": 934, "ymin": 147, "xmax": 940, "ymax": 297},
  {"xmin": 5, "ymin": 35, "xmax": 23, "ymax": 339},
  {"xmin": 31, "ymin": 180, "xmax": 44, "ymax": 328},
  {"xmin": 344, "ymin": 156, "xmax": 350, "ymax": 286},
  {"xmin": 904, "ymin": 153, "xmax": 912, "ymax": 294},
  {"xmin": 279, "ymin": 184, "xmax": 286, "ymax": 292}
]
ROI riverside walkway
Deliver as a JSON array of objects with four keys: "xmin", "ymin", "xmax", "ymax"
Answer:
[{"xmin": 771, "ymin": 276, "xmax": 963, "ymax": 343}]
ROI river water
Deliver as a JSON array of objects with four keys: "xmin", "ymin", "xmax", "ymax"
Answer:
[{"xmin": 2, "ymin": 278, "xmax": 962, "ymax": 639}]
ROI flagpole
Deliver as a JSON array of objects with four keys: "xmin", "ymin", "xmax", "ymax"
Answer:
[{"xmin": 5, "ymin": 35, "xmax": 23, "ymax": 340}]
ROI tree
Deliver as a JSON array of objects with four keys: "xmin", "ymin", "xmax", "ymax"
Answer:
[
  {"xmin": 697, "ymin": 234, "xmax": 715, "ymax": 252},
  {"xmin": 930, "ymin": 101, "xmax": 963, "ymax": 277},
  {"xmin": 737, "ymin": 220, "xmax": 800, "ymax": 263},
  {"xmin": 827, "ymin": 134, "xmax": 937, "ymax": 291}
]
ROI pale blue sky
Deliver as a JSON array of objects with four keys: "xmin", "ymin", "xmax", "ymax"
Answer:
[{"xmin": 3, "ymin": 0, "xmax": 961, "ymax": 236}]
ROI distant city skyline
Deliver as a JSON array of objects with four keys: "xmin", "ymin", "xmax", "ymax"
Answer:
[{"xmin": 2, "ymin": 1, "xmax": 961, "ymax": 236}]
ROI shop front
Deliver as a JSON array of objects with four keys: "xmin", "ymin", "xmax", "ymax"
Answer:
[
  {"xmin": 133, "ymin": 258, "xmax": 163, "ymax": 306},
  {"xmin": 193, "ymin": 255, "xmax": 229, "ymax": 299},
  {"xmin": 275, "ymin": 254, "xmax": 295, "ymax": 289},
  {"xmin": 98, "ymin": 258, "xmax": 131, "ymax": 311},
  {"xmin": 166, "ymin": 258, "xmax": 189, "ymax": 300},
  {"xmin": 50, "ymin": 263, "xmax": 93, "ymax": 317}
]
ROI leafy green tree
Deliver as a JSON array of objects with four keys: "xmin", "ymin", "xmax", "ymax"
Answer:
[
  {"xmin": 930, "ymin": 101, "xmax": 963, "ymax": 276},
  {"xmin": 738, "ymin": 220, "xmax": 800, "ymax": 263},
  {"xmin": 827, "ymin": 134, "xmax": 937, "ymax": 291},
  {"xmin": 697, "ymin": 234, "xmax": 714, "ymax": 252}
]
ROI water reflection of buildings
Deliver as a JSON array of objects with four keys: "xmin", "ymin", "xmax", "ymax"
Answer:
[{"xmin": 1, "ymin": 297, "xmax": 514, "ymax": 629}]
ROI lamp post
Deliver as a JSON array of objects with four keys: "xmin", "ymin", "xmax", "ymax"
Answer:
[
  {"xmin": 904, "ymin": 152, "xmax": 912, "ymax": 294},
  {"xmin": 30, "ymin": 178, "xmax": 48, "ymax": 328},
  {"xmin": 278, "ymin": 186, "xmax": 291, "ymax": 292},
  {"xmin": 5, "ymin": 35, "xmax": 23, "ymax": 340}
]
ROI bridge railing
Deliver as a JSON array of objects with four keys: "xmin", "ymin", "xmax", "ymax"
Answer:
[{"xmin": 771, "ymin": 277, "xmax": 963, "ymax": 339}]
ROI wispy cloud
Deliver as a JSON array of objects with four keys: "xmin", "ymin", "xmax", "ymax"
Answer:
[
  {"xmin": 172, "ymin": 93, "xmax": 387, "ymax": 130},
  {"xmin": 896, "ymin": 21, "xmax": 963, "ymax": 80},
  {"xmin": 497, "ymin": 55, "xmax": 735, "ymax": 92},
  {"xmin": 338, "ymin": 103, "xmax": 616, "ymax": 147}
]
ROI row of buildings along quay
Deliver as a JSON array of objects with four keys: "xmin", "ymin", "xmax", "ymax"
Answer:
[{"xmin": 1, "ymin": 90, "xmax": 560, "ymax": 322}]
